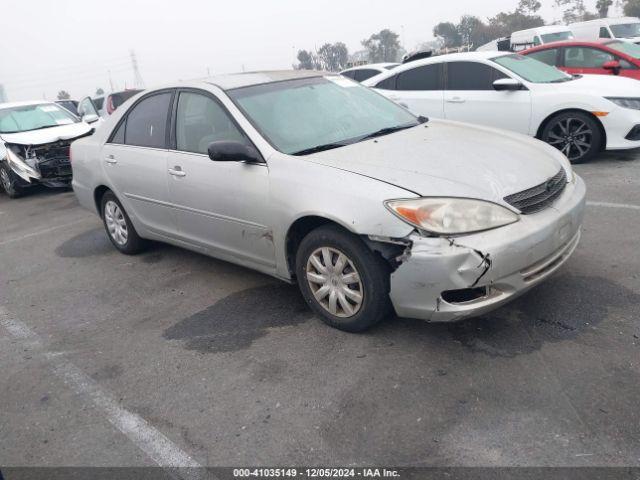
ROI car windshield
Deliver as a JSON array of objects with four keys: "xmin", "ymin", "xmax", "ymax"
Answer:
[
  {"xmin": 610, "ymin": 22, "xmax": 640, "ymax": 38},
  {"xmin": 492, "ymin": 54, "xmax": 573, "ymax": 83},
  {"xmin": 0, "ymin": 103, "xmax": 78, "ymax": 134},
  {"xmin": 607, "ymin": 40, "xmax": 640, "ymax": 58},
  {"xmin": 228, "ymin": 76, "xmax": 419, "ymax": 155},
  {"xmin": 540, "ymin": 31, "xmax": 574, "ymax": 43}
]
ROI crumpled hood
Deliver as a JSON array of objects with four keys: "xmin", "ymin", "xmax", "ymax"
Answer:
[
  {"xmin": 303, "ymin": 119, "xmax": 564, "ymax": 203},
  {"xmin": 0, "ymin": 122, "xmax": 92, "ymax": 146}
]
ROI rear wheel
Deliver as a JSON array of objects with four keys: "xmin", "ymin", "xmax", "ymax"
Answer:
[
  {"xmin": 541, "ymin": 111, "xmax": 602, "ymax": 164},
  {"xmin": 0, "ymin": 164, "xmax": 22, "ymax": 198},
  {"xmin": 295, "ymin": 225, "xmax": 392, "ymax": 332},
  {"xmin": 100, "ymin": 191, "xmax": 147, "ymax": 254}
]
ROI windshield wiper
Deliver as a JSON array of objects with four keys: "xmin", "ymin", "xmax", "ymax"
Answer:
[
  {"xmin": 292, "ymin": 142, "xmax": 348, "ymax": 156},
  {"xmin": 357, "ymin": 123, "xmax": 418, "ymax": 142}
]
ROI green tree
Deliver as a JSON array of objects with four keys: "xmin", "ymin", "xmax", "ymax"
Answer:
[
  {"xmin": 488, "ymin": 11, "xmax": 545, "ymax": 39},
  {"xmin": 457, "ymin": 15, "xmax": 492, "ymax": 49},
  {"xmin": 555, "ymin": 0, "xmax": 597, "ymax": 23},
  {"xmin": 362, "ymin": 29, "xmax": 402, "ymax": 63},
  {"xmin": 433, "ymin": 22, "xmax": 462, "ymax": 47},
  {"xmin": 516, "ymin": 0, "xmax": 542, "ymax": 14},
  {"xmin": 57, "ymin": 90, "xmax": 70, "ymax": 100},
  {"xmin": 317, "ymin": 42, "xmax": 349, "ymax": 71},
  {"xmin": 96, "ymin": 87, "xmax": 105, "ymax": 95},
  {"xmin": 296, "ymin": 50, "xmax": 319, "ymax": 70},
  {"xmin": 623, "ymin": 0, "xmax": 640, "ymax": 16}
]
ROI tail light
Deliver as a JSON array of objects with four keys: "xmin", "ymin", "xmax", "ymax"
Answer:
[{"xmin": 106, "ymin": 95, "xmax": 116, "ymax": 115}]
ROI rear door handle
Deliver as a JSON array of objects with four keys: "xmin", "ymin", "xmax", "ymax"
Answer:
[
  {"xmin": 168, "ymin": 167, "xmax": 186, "ymax": 177},
  {"xmin": 105, "ymin": 154, "xmax": 117, "ymax": 164},
  {"xmin": 446, "ymin": 97, "xmax": 466, "ymax": 104}
]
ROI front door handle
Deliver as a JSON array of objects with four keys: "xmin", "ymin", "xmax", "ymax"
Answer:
[
  {"xmin": 446, "ymin": 97, "xmax": 466, "ymax": 104},
  {"xmin": 105, "ymin": 154, "xmax": 117, "ymax": 164},
  {"xmin": 168, "ymin": 166, "xmax": 186, "ymax": 177}
]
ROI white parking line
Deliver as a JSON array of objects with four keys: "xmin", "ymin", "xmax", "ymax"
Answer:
[
  {"xmin": 587, "ymin": 201, "xmax": 640, "ymax": 211},
  {"xmin": 0, "ymin": 218, "xmax": 89, "ymax": 247},
  {"xmin": 0, "ymin": 306, "xmax": 203, "ymax": 475}
]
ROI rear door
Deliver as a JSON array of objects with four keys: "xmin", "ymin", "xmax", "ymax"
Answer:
[
  {"xmin": 443, "ymin": 61, "xmax": 532, "ymax": 134},
  {"xmin": 380, "ymin": 63, "xmax": 445, "ymax": 118},
  {"xmin": 101, "ymin": 90, "xmax": 178, "ymax": 237}
]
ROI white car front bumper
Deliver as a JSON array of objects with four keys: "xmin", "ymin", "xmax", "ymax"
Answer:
[{"xmin": 600, "ymin": 105, "xmax": 640, "ymax": 150}]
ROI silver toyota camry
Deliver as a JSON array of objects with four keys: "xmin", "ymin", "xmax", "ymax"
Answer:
[{"xmin": 71, "ymin": 70, "xmax": 586, "ymax": 332}]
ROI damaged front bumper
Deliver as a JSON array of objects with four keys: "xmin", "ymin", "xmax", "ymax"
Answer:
[
  {"xmin": 4, "ymin": 141, "xmax": 73, "ymax": 188},
  {"xmin": 389, "ymin": 175, "xmax": 586, "ymax": 322}
]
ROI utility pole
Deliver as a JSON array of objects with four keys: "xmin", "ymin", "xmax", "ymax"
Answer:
[
  {"xmin": 108, "ymin": 70, "xmax": 115, "ymax": 91},
  {"xmin": 130, "ymin": 49, "xmax": 145, "ymax": 89}
]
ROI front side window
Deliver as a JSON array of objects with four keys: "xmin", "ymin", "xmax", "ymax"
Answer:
[
  {"xmin": 124, "ymin": 92, "xmax": 172, "ymax": 148},
  {"xmin": 610, "ymin": 22, "xmax": 640, "ymax": 38},
  {"xmin": 600, "ymin": 27, "xmax": 612, "ymax": 38},
  {"xmin": 175, "ymin": 92, "xmax": 246, "ymax": 154},
  {"xmin": 492, "ymin": 54, "xmax": 573, "ymax": 83},
  {"xmin": 396, "ymin": 64, "xmax": 443, "ymax": 91},
  {"xmin": 446, "ymin": 62, "xmax": 506, "ymax": 90},
  {"xmin": 228, "ymin": 76, "xmax": 418, "ymax": 155},
  {"xmin": 0, "ymin": 103, "xmax": 78, "ymax": 134},
  {"xmin": 526, "ymin": 48, "xmax": 559, "ymax": 66},
  {"xmin": 564, "ymin": 47, "xmax": 615, "ymax": 68}
]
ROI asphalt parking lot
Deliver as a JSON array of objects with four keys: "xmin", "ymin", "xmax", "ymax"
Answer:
[{"xmin": 0, "ymin": 151, "xmax": 639, "ymax": 468}]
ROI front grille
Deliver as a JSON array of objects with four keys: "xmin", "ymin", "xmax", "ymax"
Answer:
[{"xmin": 504, "ymin": 168, "xmax": 567, "ymax": 214}]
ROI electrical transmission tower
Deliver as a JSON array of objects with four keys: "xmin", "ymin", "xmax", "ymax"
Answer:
[{"xmin": 130, "ymin": 50, "xmax": 145, "ymax": 89}]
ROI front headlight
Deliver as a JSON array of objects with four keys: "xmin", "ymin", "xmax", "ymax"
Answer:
[
  {"xmin": 385, "ymin": 197, "xmax": 519, "ymax": 235},
  {"xmin": 605, "ymin": 97, "xmax": 640, "ymax": 110}
]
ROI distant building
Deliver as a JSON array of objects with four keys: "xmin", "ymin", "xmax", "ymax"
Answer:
[{"xmin": 0, "ymin": 84, "xmax": 7, "ymax": 103}]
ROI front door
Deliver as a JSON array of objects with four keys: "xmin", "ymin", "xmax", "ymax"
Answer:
[
  {"xmin": 443, "ymin": 61, "xmax": 532, "ymax": 135},
  {"xmin": 165, "ymin": 90, "xmax": 275, "ymax": 270}
]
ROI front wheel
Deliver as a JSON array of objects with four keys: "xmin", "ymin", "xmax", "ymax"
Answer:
[
  {"xmin": 541, "ymin": 111, "xmax": 602, "ymax": 164},
  {"xmin": 295, "ymin": 225, "xmax": 392, "ymax": 332},
  {"xmin": 0, "ymin": 164, "xmax": 22, "ymax": 198}
]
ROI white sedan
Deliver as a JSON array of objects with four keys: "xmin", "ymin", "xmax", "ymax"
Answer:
[{"xmin": 364, "ymin": 51, "xmax": 640, "ymax": 163}]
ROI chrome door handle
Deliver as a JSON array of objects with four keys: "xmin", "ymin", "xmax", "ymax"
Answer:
[
  {"xmin": 168, "ymin": 167, "xmax": 186, "ymax": 177},
  {"xmin": 105, "ymin": 154, "xmax": 117, "ymax": 164},
  {"xmin": 446, "ymin": 97, "xmax": 465, "ymax": 103}
]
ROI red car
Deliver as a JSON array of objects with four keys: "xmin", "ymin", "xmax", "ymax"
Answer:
[{"xmin": 521, "ymin": 39, "xmax": 640, "ymax": 80}]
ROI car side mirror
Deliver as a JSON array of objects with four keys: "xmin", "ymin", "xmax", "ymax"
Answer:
[
  {"xmin": 82, "ymin": 114, "xmax": 99, "ymax": 124},
  {"xmin": 603, "ymin": 60, "xmax": 621, "ymax": 75},
  {"xmin": 207, "ymin": 141, "xmax": 264, "ymax": 163},
  {"xmin": 493, "ymin": 78, "xmax": 524, "ymax": 91}
]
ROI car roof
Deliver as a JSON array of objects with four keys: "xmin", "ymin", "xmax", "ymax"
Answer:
[
  {"xmin": 0, "ymin": 100, "xmax": 55, "ymax": 110},
  {"xmin": 341, "ymin": 63, "xmax": 398, "ymax": 73},
  {"xmin": 521, "ymin": 39, "xmax": 625, "ymax": 53},
  {"xmin": 202, "ymin": 70, "xmax": 326, "ymax": 91}
]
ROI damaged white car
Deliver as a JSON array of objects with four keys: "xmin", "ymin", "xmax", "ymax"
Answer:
[
  {"xmin": 0, "ymin": 101, "xmax": 93, "ymax": 198},
  {"xmin": 71, "ymin": 71, "xmax": 586, "ymax": 332}
]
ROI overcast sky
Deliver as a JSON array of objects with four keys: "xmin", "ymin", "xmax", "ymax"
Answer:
[{"xmin": 1, "ymin": 0, "xmax": 617, "ymax": 101}]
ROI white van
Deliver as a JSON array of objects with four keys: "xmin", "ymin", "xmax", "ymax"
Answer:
[
  {"xmin": 477, "ymin": 26, "xmax": 574, "ymax": 52},
  {"xmin": 510, "ymin": 25, "xmax": 574, "ymax": 50},
  {"xmin": 569, "ymin": 17, "xmax": 640, "ymax": 44}
]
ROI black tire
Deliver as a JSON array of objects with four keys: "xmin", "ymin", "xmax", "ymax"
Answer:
[
  {"xmin": 541, "ymin": 111, "xmax": 602, "ymax": 164},
  {"xmin": 100, "ymin": 191, "xmax": 147, "ymax": 255},
  {"xmin": 295, "ymin": 224, "xmax": 392, "ymax": 332},
  {"xmin": 0, "ymin": 163, "xmax": 22, "ymax": 198}
]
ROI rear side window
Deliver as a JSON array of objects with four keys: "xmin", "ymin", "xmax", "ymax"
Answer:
[
  {"xmin": 396, "ymin": 64, "xmax": 443, "ymax": 91},
  {"xmin": 354, "ymin": 69, "xmax": 381, "ymax": 82},
  {"xmin": 526, "ymin": 49, "xmax": 559, "ymax": 66},
  {"xmin": 124, "ymin": 92, "xmax": 172, "ymax": 148},
  {"xmin": 446, "ymin": 62, "xmax": 507, "ymax": 90},
  {"xmin": 375, "ymin": 75, "xmax": 397, "ymax": 90},
  {"xmin": 600, "ymin": 27, "xmax": 612, "ymax": 38}
]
